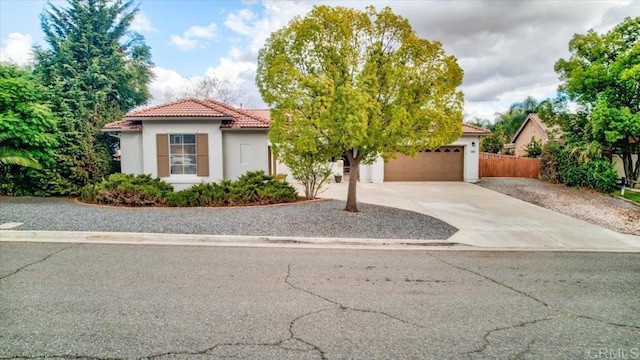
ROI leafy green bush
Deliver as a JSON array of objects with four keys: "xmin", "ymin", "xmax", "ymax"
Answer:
[
  {"xmin": 584, "ymin": 159, "xmax": 617, "ymax": 193},
  {"xmin": 80, "ymin": 171, "xmax": 298, "ymax": 207},
  {"xmin": 540, "ymin": 141, "xmax": 617, "ymax": 193},
  {"xmin": 540, "ymin": 141, "xmax": 562, "ymax": 183},
  {"xmin": 168, "ymin": 171, "xmax": 298, "ymax": 207},
  {"xmin": 79, "ymin": 173, "xmax": 173, "ymax": 206},
  {"xmin": 167, "ymin": 181, "xmax": 233, "ymax": 207},
  {"xmin": 524, "ymin": 137, "xmax": 542, "ymax": 158}
]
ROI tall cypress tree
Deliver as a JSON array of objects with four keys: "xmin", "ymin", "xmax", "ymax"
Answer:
[{"xmin": 34, "ymin": 0, "xmax": 154, "ymax": 193}]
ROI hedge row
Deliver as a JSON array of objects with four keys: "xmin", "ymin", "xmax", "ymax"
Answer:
[
  {"xmin": 540, "ymin": 141, "xmax": 617, "ymax": 193},
  {"xmin": 79, "ymin": 171, "xmax": 298, "ymax": 207}
]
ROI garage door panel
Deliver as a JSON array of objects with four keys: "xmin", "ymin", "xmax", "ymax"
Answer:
[{"xmin": 384, "ymin": 146, "xmax": 463, "ymax": 181}]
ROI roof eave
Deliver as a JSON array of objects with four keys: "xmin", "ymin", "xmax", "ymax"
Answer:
[
  {"xmin": 124, "ymin": 116, "xmax": 234, "ymax": 122},
  {"xmin": 221, "ymin": 127, "xmax": 269, "ymax": 131},
  {"xmin": 101, "ymin": 128, "xmax": 141, "ymax": 132}
]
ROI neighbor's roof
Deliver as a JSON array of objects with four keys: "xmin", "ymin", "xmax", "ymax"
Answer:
[
  {"xmin": 462, "ymin": 123, "xmax": 491, "ymax": 135},
  {"xmin": 102, "ymin": 98, "xmax": 270, "ymax": 131},
  {"xmin": 511, "ymin": 113, "xmax": 560, "ymax": 143}
]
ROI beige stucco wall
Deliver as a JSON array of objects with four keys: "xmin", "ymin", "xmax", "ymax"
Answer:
[
  {"xmin": 120, "ymin": 132, "xmax": 143, "ymax": 174},
  {"xmin": 514, "ymin": 121, "xmax": 547, "ymax": 157},
  {"xmin": 222, "ymin": 130, "xmax": 269, "ymax": 180},
  {"xmin": 141, "ymin": 119, "xmax": 224, "ymax": 191}
]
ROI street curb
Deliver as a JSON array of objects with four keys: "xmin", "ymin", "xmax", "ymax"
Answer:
[
  {"xmin": 0, "ymin": 230, "xmax": 462, "ymax": 250},
  {"xmin": 2, "ymin": 230, "xmax": 640, "ymax": 252}
]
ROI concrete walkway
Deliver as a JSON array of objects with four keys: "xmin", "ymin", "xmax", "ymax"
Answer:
[{"xmin": 318, "ymin": 180, "xmax": 640, "ymax": 251}]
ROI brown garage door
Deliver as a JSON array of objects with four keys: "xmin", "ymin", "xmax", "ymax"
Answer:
[{"xmin": 384, "ymin": 146, "xmax": 464, "ymax": 181}]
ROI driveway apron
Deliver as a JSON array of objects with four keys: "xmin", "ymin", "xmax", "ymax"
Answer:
[{"xmin": 319, "ymin": 181, "xmax": 640, "ymax": 250}]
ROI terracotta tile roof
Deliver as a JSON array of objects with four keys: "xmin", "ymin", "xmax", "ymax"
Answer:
[
  {"xmin": 242, "ymin": 109, "xmax": 271, "ymax": 121},
  {"xmin": 462, "ymin": 123, "xmax": 492, "ymax": 135},
  {"xmin": 103, "ymin": 98, "xmax": 270, "ymax": 130},
  {"xmin": 102, "ymin": 119, "xmax": 141, "ymax": 131},
  {"xmin": 105, "ymin": 101, "xmax": 486, "ymax": 135},
  {"xmin": 125, "ymin": 98, "xmax": 229, "ymax": 118}
]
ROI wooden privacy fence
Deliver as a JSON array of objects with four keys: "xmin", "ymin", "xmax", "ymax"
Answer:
[{"xmin": 479, "ymin": 152, "xmax": 540, "ymax": 178}]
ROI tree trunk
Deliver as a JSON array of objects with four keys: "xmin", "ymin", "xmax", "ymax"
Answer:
[{"xmin": 344, "ymin": 151, "xmax": 360, "ymax": 212}]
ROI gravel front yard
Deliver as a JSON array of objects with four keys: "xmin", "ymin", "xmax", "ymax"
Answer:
[
  {"xmin": 477, "ymin": 178, "xmax": 640, "ymax": 236},
  {"xmin": 0, "ymin": 197, "xmax": 458, "ymax": 240}
]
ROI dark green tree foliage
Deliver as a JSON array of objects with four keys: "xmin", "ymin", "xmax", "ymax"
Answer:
[
  {"xmin": 0, "ymin": 64, "xmax": 58, "ymax": 195},
  {"xmin": 479, "ymin": 126, "xmax": 505, "ymax": 153},
  {"xmin": 524, "ymin": 137, "xmax": 542, "ymax": 158},
  {"xmin": 555, "ymin": 16, "xmax": 640, "ymax": 185},
  {"xmin": 34, "ymin": 0, "xmax": 154, "ymax": 193}
]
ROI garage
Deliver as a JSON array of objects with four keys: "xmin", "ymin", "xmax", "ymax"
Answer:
[{"xmin": 384, "ymin": 146, "xmax": 464, "ymax": 181}]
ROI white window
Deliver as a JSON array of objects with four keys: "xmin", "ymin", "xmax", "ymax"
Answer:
[{"xmin": 169, "ymin": 134, "xmax": 197, "ymax": 175}]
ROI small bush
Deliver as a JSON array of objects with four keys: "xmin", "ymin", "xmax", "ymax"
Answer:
[
  {"xmin": 524, "ymin": 137, "xmax": 542, "ymax": 158},
  {"xmin": 584, "ymin": 159, "xmax": 617, "ymax": 193},
  {"xmin": 540, "ymin": 141, "xmax": 562, "ymax": 183},
  {"xmin": 79, "ymin": 173, "xmax": 173, "ymax": 206},
  {"xmin": 167, "ymin": 181, "xmax": 232, "ymax": 207},
  {"xmin": 168, "ymin": 171, "xmax": 298, "ymax": 207}
]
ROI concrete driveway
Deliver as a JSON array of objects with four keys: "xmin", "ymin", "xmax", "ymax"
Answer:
[{"xmin": 320, "ymin": 181, "xmax": 640, "ymax": 250}]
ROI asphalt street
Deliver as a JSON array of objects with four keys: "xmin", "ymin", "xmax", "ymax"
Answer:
[{"xmin": 1, "ymin": 242, "xmax": 639, "ymax": 359}]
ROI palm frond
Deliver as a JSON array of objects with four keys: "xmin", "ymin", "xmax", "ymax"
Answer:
[{"xmin": 0, "ymin": 147, "xmax": 41, "ymax": 169}]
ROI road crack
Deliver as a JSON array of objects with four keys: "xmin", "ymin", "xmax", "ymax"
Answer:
[
  {"xmin": 281, "ymin": 261, "xmax": 430, "ymax": 359},
  {"xmin": 426, "ymin": 252, "xmax": 640, "ymax": 359},
  {"xmin": 0, "ymin": 244, "xmax": 77, "ymax": 281}
]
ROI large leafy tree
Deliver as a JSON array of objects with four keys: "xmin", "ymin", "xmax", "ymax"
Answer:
[
  {"xmin": 257, "ymin": 6, "xmax": 464, "ymax": 212},
  {"xmin": 34, "ymin": 0, "xmax": 154, "ymax": 193},
  {"xmin": 555, "ymin": 16, "xmax": 640, "ymax": 185},
  {"xmin": 0, "ymin": 64, "xmax": 57, "ymax": 195}
]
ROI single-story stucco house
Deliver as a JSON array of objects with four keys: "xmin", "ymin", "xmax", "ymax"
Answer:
[
  {"xmin": 506, "ymin": 113, "xmax": 560, "ymax": 157},
  {"xmin": 103, "ymin": 98, "xmax": 490, "ymax": 189}
]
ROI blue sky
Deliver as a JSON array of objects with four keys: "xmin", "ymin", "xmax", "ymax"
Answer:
[{"xmin": 1, "ymin": 0, "xmax": 638, "ymax": 119}]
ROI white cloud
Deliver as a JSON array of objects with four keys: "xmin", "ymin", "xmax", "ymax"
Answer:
[
  {"xmin": 148, "ymin": 66, "xmax": 190, "ymax": 104},
  {"xmin": 130, "ymin": 11, "xmax": 157, "ymax": 33},
  {"xmin": 206, "ymin": 0, "xmax": 640, "ymax": 114},
  {"xmin": 224, "ymin": 9, "xmax": 257, "ymax": 36},
  {"xmin": 0, "ymin": 32, "xmax": 33, "ymax": 65},
  {"xmin": 169, "ymin": 23, "xmax": 218, "ymax": 51}
]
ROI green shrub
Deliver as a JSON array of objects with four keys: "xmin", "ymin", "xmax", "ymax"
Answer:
[
  {"xmin": 79, "ymin": 173, "xmax": 173, "ymax": 206},
  {"xmin": 540, "ymin": 141, "xmax": 562, "ymax": 183},
  {"xmin": 584, "ymin": 159, "xmax": 617, "ymax": 193},
  {"xmin": 540, "ymin": 141, "xmax": 617, "ymax": 193},
  {"xmin": 80, "ymin": 171, "xmax": 298, "ymax": 207},
  {"xmin": 168, "ymin": 171, "xmax": 298, "ymax": 207},
  {"xmin": 167, "ymin": 181, "xmax": 232, "ymax": 207},
  {"xmin": 524, "ymin": 137, "xmax": 542, "ymax": 158}
]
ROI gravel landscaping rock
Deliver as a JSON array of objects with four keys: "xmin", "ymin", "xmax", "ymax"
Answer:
[
  {"xmin": 477, "ymin": 178, "xmax": 640, "ymax": 236},
  {"xmin": 0, "ymin": 197, "xmax": 458, "ymax": 240}
]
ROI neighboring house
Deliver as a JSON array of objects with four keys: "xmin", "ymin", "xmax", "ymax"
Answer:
[
  {"xmin": 104, "ymin": 98, "xmax": 491, "ymax": 189},
  {"xmin": 103, "ymin": 98, "xmax": 270, "ymax": 190},
  {"xmin": 507, "ymin": 113, "xmax": 559, "ymax": 157}
]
